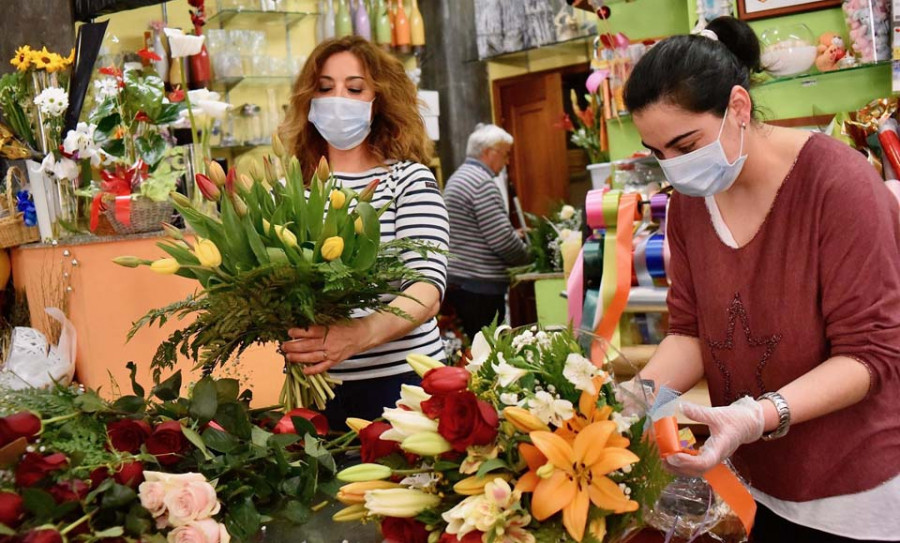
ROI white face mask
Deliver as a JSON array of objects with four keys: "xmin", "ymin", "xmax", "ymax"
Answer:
[
  {"xmin": 308, "ymin": 97, "xmax": 373, "ymax": 151},
  {"xmin": 657, "ymin": 108, "xmax": 747, "ymax": 197}
]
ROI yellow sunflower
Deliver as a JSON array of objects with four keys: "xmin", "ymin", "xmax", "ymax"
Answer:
[
  {"xmin": 10, "ymin": 45, "xmax": 32, "ymax": 72},
  {"xmin": 30, "ymin": 47, "xmax": 54, "ymax": 71},
  {"xmin": 63, "ymin": 48, "xmax": 75, "ymax": 68},
  {"xmin": 45, "ymin": 53, "xmax": 65, "ymax": 73}
]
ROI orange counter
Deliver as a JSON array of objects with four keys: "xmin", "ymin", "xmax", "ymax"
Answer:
[{"xmin": 11, "ymin": 233, "xmax": 284, "ymax": 405}]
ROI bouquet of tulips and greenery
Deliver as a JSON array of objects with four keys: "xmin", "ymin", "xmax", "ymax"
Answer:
[
  {"xmin": 115, "ymin": 134, "xmax": 432, "ymax": 410},
  {"xmin": 331, "ymin": 325, "xmax": 672, "ymax": 543}
]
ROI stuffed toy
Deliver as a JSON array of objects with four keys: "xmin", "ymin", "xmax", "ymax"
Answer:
[{"xmin": 816, "ymin": 32, "xmax": 847, "ymax": 71}]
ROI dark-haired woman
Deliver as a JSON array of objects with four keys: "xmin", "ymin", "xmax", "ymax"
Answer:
[{"xmin": 624, "ymin": 17, "xmax": 900, "ymax": 543}]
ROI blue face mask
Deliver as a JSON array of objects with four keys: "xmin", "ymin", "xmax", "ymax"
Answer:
[
  {"xmin": 657, "ymin": 108, "xmax": 747, "ymax": 197},
  {"xmin": 308, "ymin": 97, "xmax": 373, "ymax": 151}
]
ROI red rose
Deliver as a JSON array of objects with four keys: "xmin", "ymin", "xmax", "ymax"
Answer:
[
  {"xmin": 106, "ymin": 419, "xmax": 151, "ymax": 454},
  {"xmin": 439, "ymin": 532, "xmax": 483, "ymax": 543},
  {"xmin": 0, "ymin": 491, "xmax": 23, "ymax": 527},
  {"xmin": 15, "ymin": 453, "xmax": 67, "ymax": 487},
  {"xmin": 421, "ymin": 367, "xmax": 470, "ymax": 395},
  {"xmin": 48, "ymin": 480, "xmax": 90, "ymax": 504},
  {"xmin": 89, "ymin": 467, "xmax": 110, "ymax": 488},
  {"xmin": 0, "ymin": 412, "xmax": 41, "ymax": 447},
  {"xmin": 381, "ymin": 517, "xmax": 429, "ymax": 543},
  {"xmin": 145, "ymin": 421, "xmax": 188, "ymax": 466},
  {"xmin": 420, "ymin": 393, "xmax": 447, "ymax": 420},
  {"xmin": 273, "ymin": 408, "xmax": 329, "ymax": 436},
  {"xmin": 435, "ymin": 391, "xmax": 499, "ymax": 452},
  {"xmin": 22, "ymin": 529, "xmax": 62, "ymax": 543},
  {"xmin": 358, "ymin": 422, "xmax": 401, "ymax": 463},
  {"xmin": 113, "ymin": 461, "xmax": 144, "ymax": 488}
]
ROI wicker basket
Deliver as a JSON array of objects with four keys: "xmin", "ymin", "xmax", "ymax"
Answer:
[
  {"xmin": 0, "ymin": 167, "xmax": 41, "ymax": 248},
  {"xmin": 102, "ymin": 195, "xmax": 174, "ymax": 235}
]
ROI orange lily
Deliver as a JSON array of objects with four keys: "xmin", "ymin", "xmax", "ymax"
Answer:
[
  {"xmin": 558, "ymin": 376, "xmax": 630, "ymax": 449},
  {"xmin": 528, "ymin": 421, "xmax": 640, "ymax": 542}
]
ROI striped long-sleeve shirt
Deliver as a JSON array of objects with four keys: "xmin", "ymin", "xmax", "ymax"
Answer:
[
  {"xmin": 445, "ymin": 158, "xmax": 529, "ymax": 285},
  {"xmin": 329, "ymin": 160, "xmax": 449, "ymax": 381}
]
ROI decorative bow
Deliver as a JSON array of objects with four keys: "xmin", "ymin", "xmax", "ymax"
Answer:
[
  {"xmin": 90, "ymin": 160, "xmax": 148, "ymax": 231},
  {"xmin": 15, "ymin": 190, "xmax": 37, "ymax": 227}
]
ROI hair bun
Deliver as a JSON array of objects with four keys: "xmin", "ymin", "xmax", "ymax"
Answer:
[{"xmin": 706, "ymin": 16, "xmax": 761, "ymax": 73}]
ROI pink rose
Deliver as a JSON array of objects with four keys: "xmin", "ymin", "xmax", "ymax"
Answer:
[
  {"xmin": 164, "ymin": 481, "xmax": 221, "ymax": 526},
  {"xmin": 138, "ymin": 481, "xmax": 168, "ymax": 518},
  {"xmin": 166, "ymin": 519, "xmax": 230, "ymax": 543}
]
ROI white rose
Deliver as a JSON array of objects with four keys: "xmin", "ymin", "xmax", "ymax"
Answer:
[
  {"xmin": 559, "ymin": 205, "xmax": 576, "ymax": 220},
  {"xmin": 164, "ymin": 481, "xmax": 221, "ymax": 526},
  {"xmin": 138, "ymin": 481, "xmax": 168, "ymax": 518},
  {"xmin": 145, "ymin": 471, "xmax": 208, "ymax": 488},
  {"xmin": 167, "ymin": 519, "xmax": 229, "ymax": 543}
]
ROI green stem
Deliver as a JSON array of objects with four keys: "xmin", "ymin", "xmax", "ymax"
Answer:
[
  {"xmin": 42, "ymin": 412, "xmax": 79, "ymax": 425},
  {"xmin": 391, "ymin": 468, "xmax": 435, "ymax": 475},
  {"xmin": 182, "ymin": 65, "xmax": 202, "ymax": 169},
  {"xmin": 60, "ymin": 511, "xmax": 94, "ymax": 536},
  {"xmin": 326, "ymin": 445, "xmax": 361, "ymax": 454}
]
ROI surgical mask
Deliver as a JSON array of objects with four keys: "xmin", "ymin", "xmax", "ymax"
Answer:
[
  {"xmin": 308, "ymin": 97, "xmax": 373, "ymax": 150},
  {"xmin": 657, "ymin": 109, "xmax": 747, "ymax": 197}
]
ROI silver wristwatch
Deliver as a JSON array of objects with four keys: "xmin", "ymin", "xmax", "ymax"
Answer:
[{"xmin": 757, "ymin": 392, "xmax": 791, "ymax": 441}]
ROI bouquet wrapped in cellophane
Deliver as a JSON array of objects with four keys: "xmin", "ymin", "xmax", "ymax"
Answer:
[
  {"xmin": 331, "ymin": 324, "xmax": 673, "ymax": 543},
  {"xmin": 116, "ymin": 135, "xmax": 431, "ymax": 410}
]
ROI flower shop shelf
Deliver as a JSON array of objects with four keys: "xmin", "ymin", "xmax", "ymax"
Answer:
[
  {"xmin": 211, "ymin": 75, "xmax": 294, "ymax": 93},
  {"xmin": 206, "ymin": 8, "xmax": 317, "ymax": 27},
  {"xmin": 756, "ymin": 59, "xmax": 891, "ymax": 88},
  {"xmin": 478, "ymin": 31, "xmax": 599, "ymax": 66}
]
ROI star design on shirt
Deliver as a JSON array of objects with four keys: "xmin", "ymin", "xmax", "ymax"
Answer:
[{"xmin": 705, "ymin": 293, "xmax": 783, "ymax": 403}]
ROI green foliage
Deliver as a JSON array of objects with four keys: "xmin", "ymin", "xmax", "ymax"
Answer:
[{"xmin": 0, "ymin": 72, "xmax": 37, "ymax": 149}]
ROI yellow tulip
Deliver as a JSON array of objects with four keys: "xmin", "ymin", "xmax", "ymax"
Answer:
[
  {"xmin": 337, "ymin": 481, "xmax": 402, "ymax": 505},
  {"xmin": 150, "ymin": 258, "xmax": 180, "ymax": 275},
  {"xmin": 406, "ymin": 353, "xmax": 445, "ymax": 377},
  {"xmin": 272, "ymin": 132, "xmax": 286, "ymax": 157},
  {"xmin": 194, "ymin": 238, "xmax": 222, "ymax": 268},
  {"xmin": 336, "ymin": 463, "xmax": 393, "ymax": 483},
  {"xmin": 332, "ymin": 504, "xmax": 369, "ymax": 522},
  {"xmin": 354, "ymin": 217, "xmax": 364, "ymax": 235},
  {"xmin": 249, "ymin": 161, "xmax": 263, "ymax": 182},
  {"xmin": 330, "ymin": 190, "xmax": 347, "ymax": 210},
  {"xmin": 364, "ymin": 488, "xmax": 440, "ymax": 518},
  {"xmin": 207, "ymin": 160, "xmax": 227, "ymax": 187},
  {"xmin": 170, "ymin": 191, "xmax": 193, "ymax": 209},
  {"xmin": 263, "ymin": 156, "xmax": 278, "ymax": 185},
  {"xmin": 161, "ymin": 223, "xmax": 184, "ymax": 240},
  {"xmin": 237, "ymin": 173, "xmax": 254, "ymax": 193},
  {"xmin": 346, "ymin": 418, "xmax": 372, "ymax": 434},
  {"xmin": 112, "ymin": 256, "xmax": 145, "ymax": 268},
  {"xmin": 503, "ymin": 406, "xmax": 551, "ymax": 433},
  {"xmin": 316, "ymin": 155, "xmax": 330, "ymax": 181},
  {"xmin": 453, "ymin": 473, "xmax": 512, "ymax": 496},
  {"xmin": 231, "ymin": 193, "xmax": 248, "ymax": 217},
  {"xmin": 400, "ymin": 432, "xmax": 453, "ymax": 457},
  {"xmin": 262, "ymin": 219, "xmax": 272, "ymax": 234},
  {"xmin": 321, "ymin": 236, "xmax": 344, "ymax": 261},
  {"xmin": 274, "ymin": 225, "xmax": 298, "ymax": 248}
]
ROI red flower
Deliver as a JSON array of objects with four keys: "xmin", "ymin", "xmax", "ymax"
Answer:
[
  {"xmin": 578, "ymin": 106, "xmax": 595, "ymax": 129},
  {"xmin": 134, "ymin": 111, "xmax": 152, "ymax": 123},
  {"xmin": 168, "ymin": 89, "xmax": 185, "ymax": 103},
  {"xmin": 421, "ymin": 367, "xmax": 470, "ymax": 396},
  {"xmin": 554, "ymin": 114, "xmax": 575, "ymax": 132},
  {"xmin": 15, "ymin": 453, "xmax": 68, "ymax": 487},
  {"xmin": 145, "ymin": 421, "xmax": 188, "ymax": 466},
  {"xmin": 195, "ymin": 173, "xmax": 220, "ymax": 201},
  {"xmin": 22, "ymin": 530, "xmax": 62, "ymax": 543},
  {"xmin": 439, "ymin": 533, "xmax": 483, "ymax": 543},
  {"xmin": 225, "ymin": 167, "xmax": 236, "ymax": 195},
  {"xmin": 89, "ymin": 467, "xmax": 110, "ymax": 488},
  {"xmin": 106, "ymin": 419, "xmax": 151, "ymax": 454},
  {"xmin": 0, "ymin": 492, "xmax": 23, "ymax": 527},
  {"xmin": 0, "ymin": 412, "xmax": 42, "ymax": 447},
  {"xmin": 98, "ymin": 65, "xmax": 123, "ymax": 78},
  {"xmin": 420, "ymin": 393, "xmax": 447, "ymax": 420},
  {"xmin": 113, "ymin": 461, "xmax": 145, "ymax": 488},
  {"xmin": 358, "ymin": 421, "xmax": 401, "ymax": 463},
  {"xmin": 381, "ymin": 517, "xmax": 429, "ymax": 543},
  {"xmin": 273, "ymin": 408, "xmax": 329, "ymax": 436},
  {"xmin": 48, "ymin": 480, "xmax": 89, "ymax": 504},
  {"xmin": 434, "ymin": 391, "xmax": 498, "ymax": 452},
  {"xmin": 137, "ymin": 48, "xmax": 162, "ymax": 62}
]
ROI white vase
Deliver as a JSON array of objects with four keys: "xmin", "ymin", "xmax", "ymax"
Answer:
[
  {"xmin": 587, "ymin": 162, "xmax": 612, "ymax": 191},
  {"xmin": 25, "ymin": 159, "xmax": 59, "ymax": 240}
]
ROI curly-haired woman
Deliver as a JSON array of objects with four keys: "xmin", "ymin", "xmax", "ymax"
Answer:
[{"xmin": 278, "ymin": 36, "xmax": 449, "ymax": 429}]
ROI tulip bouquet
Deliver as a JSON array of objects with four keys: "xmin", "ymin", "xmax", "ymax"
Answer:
[
  {"xmin": 0, "ymin": 368, "xmax": 340, "ymax": 542},
  {"xmin": 332, "ymin": 325, "xmax": 672, "ymax": 543},
  {"xmin": 116, "ymin": 139, "xmax": 434, "ymax": 411}
]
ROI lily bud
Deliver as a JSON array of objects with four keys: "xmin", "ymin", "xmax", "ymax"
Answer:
[
  {"xmin": 364, "ymin": 488, "xmax": 441, "ymax": 518},
  {"xmin": 195, "ymin": 174, "xmax": 220, "ymax": 201},
  {"xmin": 336, "ymin": 463, "xmax": 393, "ymax": 483},
  {"xmin": 112, "ymin": 256, "xmax": 146, "ymax": 268},
  {"xmin": 337, "ymin": 481, "xmax": 402, "ymax": 505},
  {"xmin": 274, "ymin": 225, "xmax": 298, "ymax": 248},
  {"xmin": 237, "ymin": 173, "xmax": 254, "ymax": 193},
  {"xmin": 316, "ymin": 155, "xmax": 330, "ymax": 181},
  {"xmin": 503, "ymin": 406, "xmax": 550, "ymax": 433},
  {"xmin": 332, "ymin": 504, "xmax": 369, "ymax": 522},
  {"xmin": 400, "ymin": 432, "xmax": 452, "ymax": 457},
  {"xmin": 406, "ymin": 354, "xmax": 445, "ymax": 377},
  {"xmin": 421, "ymin": 366, "xmax": 470, "ymax": 395},
  {"xmin": 346, "ymin": 418, "xmax": 372, "ymax": 434},
  {"xmin": 354, "ymin": 217, "xmax": 364, "ymax": 235},
  {"xmin": 381, "ymin": 407, "xmax": 438, "ymax": 439},
  {"xmin": 262, "ymin": 219, "xmax": 272, "ymax": 234},
  {"xmin": 150, "ymin": 258, "xmax": 180, "ymax": 275},
  {"xmin": 358, "ymin": 178, "xmax": 380, "ymax": 202},
  {"xmin": 453, "ymin": 474, "xmax": 512, "ymax": 496},
  {"xmin": 321, "ymin": 236, "xmax": 344, "ymax": 261},
  {"xmin": 330, "ymin": 189, "xmax": 347, "ymax": 210},
  {"xmin": 272, "ymin": 132, "xmax": 286, "ymax": 157},
  {"xmin": 161, "ymin": 222, "xmax": 184, "ymax": 240},
  {"xmin": 396, "ymin": 385, "xmax": 430, "ymax": 412},
  {"xmin": 194, "ymin": 238, "xmax": 222, "ymax": 268},
  {"xmin": 230, "ymin": 193, "xmax": 248, "ymax": 217},
  {"xmin": 263, "ymin": 156, "xmax": 278, "ymax": 185},
  {"xmin": 170, "ymin": 191, "xmax": 193, "ymax": 208},
  {"xmin": 207, "ymin": 160, "xmax": 227, "ymax": 187}
]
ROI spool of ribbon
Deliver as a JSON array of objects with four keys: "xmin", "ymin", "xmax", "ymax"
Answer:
[
  {"xmin": 568, "ymin": 188, "xmax": 610, "ymax": 328},
  {"xmin": 650, "ymin": 192, "xmax": 669, "ymax": 224},
  {"xmin": 654, "ymin": 416, "xmax": 756, "ymax": 537}
]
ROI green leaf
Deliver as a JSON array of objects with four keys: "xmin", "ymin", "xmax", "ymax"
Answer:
[
  {"xmin": 243, "ymin": 220, "xmax": 269, "ymax": 266},
  {"xmin": 289, "ymin": 416, "xmax": 317, "ymax": 437},
  {"xmin": 215, "ymin": 379, "xmax": 241, "ymax": 403},
  {"xmin": 155, "ymin": 102, "xmax": 185, "ymax": 124},
  {"xmin": 94, "ymin": 527, "xmax": 125, "ymax": 538},
  {"xmin": 251, "ymin": 425, "xmax": 273, "ymax": 448},
  {"xmin": 304, "ymin": 434, "xmax": 336, "ymax": 474},
  {"xmin": 102, "ymin": 483, "xmax": 137, "ymax": 510},
  {"xmin": 125, "ymin": 504, "xmax": 153, "ymax": 538},
  {"xmin": 94, "ymin": 113, "xmax": 122, "ymax": 140},
  {"xmin": 225, "ymin": 498, "xmax": 261, "ymax": 542},
  {"xmin": 202, "ymin": 427, "xmax": 240, "ymax": 453},
  {"xmin": 74, "ymin": 390, "xmax": 108, "ymax": 413},
  {"xmin": 475, "ymin": 458, "xmax": 509, "ymax": 478},
  {"xmin": 219, "ymin": 195, "xmax": 254, "ymax": 273},
  {"xmin": 112, "ymin": 395, "xmax": 146, "ymax": 414},
  {"xmin": 189, "ymin": 377, "xmax": 219, "ymax": 421},
  {"xmin": 181, "ymin": 425, "xmax": 214, "ymax": 461},
  {"xmin": 279, "ymin": 500, "xmax": 311, "ymax": 524},
  {"xmin": 152, "ymin": 371, "xmax": 182, "ymax": 401},
  {"xmin": 351, "ymin": 236, "xmax": 377, "ymax": 271},
  {"xmin": 136, "ymin": 132, "xmax": 167, "ymax": 169},
  {"xmin": 125, "ymin": 361, "xmax": 145, "ymax": 398},
  {"xmin": 123, "ymin": 69, "xmax": 164, "ymax": 121},
  {"xmin": 22, "ymin": 489, "xmax": 55, "ymax": 522},
  {"xmin": 214, "ymin": 402, "xmax": 252, "ymax": 440}
]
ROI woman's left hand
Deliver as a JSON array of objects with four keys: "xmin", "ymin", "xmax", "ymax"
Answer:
[
  {"xmin": 665, "ymin": 396, "xmax": 765, "ymax": 477},
  {"xmin": 281, "ymin": 322, "xmax": 373, "ymax": 375}
]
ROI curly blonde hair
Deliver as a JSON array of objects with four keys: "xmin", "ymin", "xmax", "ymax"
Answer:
[{"xmin": 280, "ymin": 36, "xmax": 433, "ymax": 178}]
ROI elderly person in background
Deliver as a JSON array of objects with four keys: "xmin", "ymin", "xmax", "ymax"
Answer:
[{"xmin": 443, "ymin": 123, "xmax": 530, "ymax": 340}]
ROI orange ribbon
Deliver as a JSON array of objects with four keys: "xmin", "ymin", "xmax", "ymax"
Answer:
[{"xmin": 653, "ymin": 416, "xmax": 756, "ymax": 536}]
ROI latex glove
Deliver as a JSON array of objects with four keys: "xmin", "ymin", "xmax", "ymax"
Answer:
[{"xmin": 665, "ymin": 396, "xmax": 765, "ymax": 478}]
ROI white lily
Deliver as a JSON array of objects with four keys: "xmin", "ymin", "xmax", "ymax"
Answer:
[
  {"xmin": 35, "ymin": 153, "xmax": 79, "ymax": 181},
  {"xmin": 164, "ymin": 28, "xmax": 205, "ymax": 58},
  {"xmin": 62, "ymin": 122, "xmax": 102, "ymax": 166},
  {"xmin": 559, "ymin": 204, "xmax": 576, "ymax": 220},
  {"xmin": 396, "ymin": 384, "xmax": 430, "ymax": 412},
  {"xmin": 364, "ymin": 488, "xmax": 441, "ymax": 518},
  {"xmin": 492, "ymin": 353, "xmax": 528, "ymax": 388},
  {"xmin": 563, "ymin": 352, "xmax": 600, "ymax": 395},
  {"xmin": 527, "ymin": 390, "xmax": 574, "ymax": 426},
  {"xmin": 466, "ymin": 331, "xmax": 491, "ymax": 374},
  {"xmin": 380, "ymin": 407, "xmax": 438, "ymax": 442}
]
